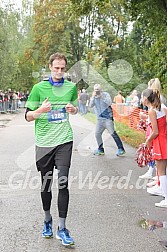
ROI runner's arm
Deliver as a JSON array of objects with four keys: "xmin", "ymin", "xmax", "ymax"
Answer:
[{"xmin": 25, "ymin": 98, "xmax": 51, "ymax": 122}]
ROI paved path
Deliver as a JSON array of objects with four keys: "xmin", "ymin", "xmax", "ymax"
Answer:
[{"xmin": 0, "ymin": 110, "xmax": 167, "ymax": 251}]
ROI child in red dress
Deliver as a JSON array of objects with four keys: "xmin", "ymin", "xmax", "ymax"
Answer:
[{"xmin": 142, "ymin": 88, "xmax": 167, "ymax": 208}]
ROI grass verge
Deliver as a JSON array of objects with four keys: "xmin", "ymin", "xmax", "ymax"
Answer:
[{"xmin": 83, "ymin": 112, "xmax": 145, "ymax": 148}]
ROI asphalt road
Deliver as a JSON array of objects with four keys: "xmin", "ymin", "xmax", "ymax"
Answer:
[{"xmin": 0, "ymin": 110, "xmax": 167, "ymax": 252}]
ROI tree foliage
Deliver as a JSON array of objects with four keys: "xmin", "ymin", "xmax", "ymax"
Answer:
[
  {"xmin": 0, "ymin": 0, "xmax": 166, "ymax": 97},
  {"xmin": 124, "ymin": 0, "xmax": 167, "ymax": 92}
]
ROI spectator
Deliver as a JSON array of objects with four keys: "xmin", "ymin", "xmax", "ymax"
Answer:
[
  {"xmin": 130, "ymin": 90, "xmax": 139, "ymax": 107},
  {"xmin": 140, "ymin": 77, "xmax": 167, "ymax": 192},
  {"xmin": 125, "ymin": 94, "xmax": 132, "ymax": 107},
  {"xmin": 142, "ymin": 88, "xmax": 167, "ymax": 208},
  {"xmin": 113, "ymin": 90, "xmax": 125, "ymax": 103},
  {"xmin": 89, "ymin": 84, "xmax": 126, "ymax": 156},
  {"xmin": 79, "ymin": 89, "xmax": 89, "ymax": 115},
  {"xmin": 148, "ymin": 78, "xmax": 166, "ymax": 105}
]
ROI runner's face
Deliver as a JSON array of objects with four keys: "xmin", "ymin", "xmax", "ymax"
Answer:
[{"xmin": 49, "ymin": 59, "xmax": 66, "ymax": 81}]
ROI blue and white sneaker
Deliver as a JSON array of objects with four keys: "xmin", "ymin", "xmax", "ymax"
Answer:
[
  {"xmin": 56, "ymin": 227, "xmax": 74, "ymax": 246},
  {"xmin": 117, "ymin": 149, "xmax": 126, "ymax": 157},
  {"xmin": 42, "ymin": 218, "xmax": 53, "ymax": 238}
]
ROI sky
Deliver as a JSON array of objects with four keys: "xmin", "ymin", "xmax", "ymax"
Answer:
[
  {"xmin": 0, "ymin": 0, "xmax": 22, "ymax": 10},
  {"xmin": 0, "ymin": 0, "xmax": 35, "ymax": 15}
]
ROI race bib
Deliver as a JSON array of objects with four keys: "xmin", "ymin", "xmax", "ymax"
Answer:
[{"xmin": 48, "ymin": 107, "xmax": 67, "ymax": 123}]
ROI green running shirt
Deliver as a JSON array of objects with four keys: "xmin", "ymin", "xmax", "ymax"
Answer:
[{"xmin": 26, "ymin": 79, "xmax": 78, "ymax": 147}]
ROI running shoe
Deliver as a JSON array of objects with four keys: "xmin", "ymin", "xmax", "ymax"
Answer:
[
  {"xmin": 93, "ymin": 149, "xmax": 105, "ymax": 156},
  {"xmin": 117, "ymin": 149, "xmax": 126, "ymax": 157},
  {"xmin": 56, "ymin": 227, "xmax": 74, "ymax": 246},
  {"xmin": 42, "ymin": 218, "xmax": 53, "ymax": 238}
]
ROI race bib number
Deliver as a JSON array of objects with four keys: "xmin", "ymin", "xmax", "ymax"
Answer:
[{"xmin": 48, "ymin": 108, "xmax": 67, "ymax": 123}]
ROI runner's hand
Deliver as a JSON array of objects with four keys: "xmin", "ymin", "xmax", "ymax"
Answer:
[
  {"xmin": 40, "ymin": 98, "xmax": 51, "ymax": 113},
  {"xmin": 65, "ymin": 103, "xmax": 77, "ymax": 114}
]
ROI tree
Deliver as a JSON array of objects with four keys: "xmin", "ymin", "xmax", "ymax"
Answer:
[{"xmin": 124, "ymin": 0, "xmax": 167, "ymax": 91}]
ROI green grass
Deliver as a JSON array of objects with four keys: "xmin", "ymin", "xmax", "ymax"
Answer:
[{"xmin": 83, "ymin": 112, "xmax": 145, "ymax": 148}]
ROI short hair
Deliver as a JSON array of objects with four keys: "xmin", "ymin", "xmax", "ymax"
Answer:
[
  {"xmin": 94, "ymin": 84, "xmax": 101, "ymax": 90},
  {"xmin": 49, "ymin": 52, "xmax": 67, "ymax": 65}
]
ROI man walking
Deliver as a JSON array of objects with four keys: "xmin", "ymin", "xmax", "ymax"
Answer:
[
  {"xmin": 25, "ymin": 52, "xmax": 78, "ymax": 246},
  {"xmin": 89, "ymin": 84, "xmax": 125, "ymax": 156},
  {"xmin": 79, "ymin": 89, "xmax": 89, "ymax": 115}
]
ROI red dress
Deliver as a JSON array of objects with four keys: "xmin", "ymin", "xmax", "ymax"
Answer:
[{"xmin": 151, "ymin": 114, "xmax": 167, "ymax": 160}]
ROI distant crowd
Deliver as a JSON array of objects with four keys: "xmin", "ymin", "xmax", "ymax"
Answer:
[
  {"xmin": 77, "ymin": 79, "xmax": 166, "ymax": 117},
  {"xmin": 113, "ymin": 79, "xmax": 166, "ymax": 109},
  {"xmin": 0, "ymin": 89, "xmax": 29, "ymax": 113}
]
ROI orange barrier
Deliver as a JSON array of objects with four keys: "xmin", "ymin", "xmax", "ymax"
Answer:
[{"xmin": 112, "ymin": 103, "xmax": 148, "ymax": 131}]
